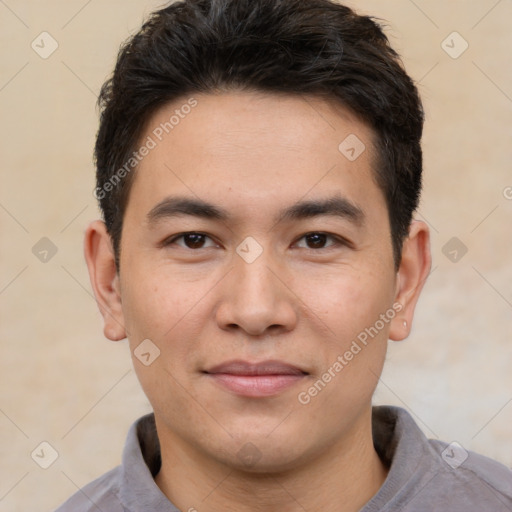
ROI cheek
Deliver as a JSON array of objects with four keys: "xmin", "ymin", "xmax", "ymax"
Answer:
[
  {"xmin": 294, "ymin": 269, "xmax": 392, "ymax": 419},
  {"xmin": 121, "ymin": 264, "xmax": 198, "ymax": 336},
  {"xmin": 298, "ymin": 262, "xmax": 395, "ymax": 343},
  {"xmin": 120, "ymin": 267, "xmax": 217, "ymax": 371},
  {"xmin": 120, "ymin": 277, "xmax": 172, "ymax": 341},
  {"xmin": 120, "ymin": 271, "xmax": 209, "ymax": 415}
]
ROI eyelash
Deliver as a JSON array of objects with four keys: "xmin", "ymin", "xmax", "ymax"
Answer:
[{"xmin": 162, "ymin": 231, "xmax": 349, "ymax": 250}]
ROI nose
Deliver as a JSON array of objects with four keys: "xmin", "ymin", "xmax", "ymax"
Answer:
[{"xmin": 215, "ymin": 249, "xmax": 298, "ymax": 337}]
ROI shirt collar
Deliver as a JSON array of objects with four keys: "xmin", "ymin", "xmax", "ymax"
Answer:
[
  {"xmin": 117, "ymin": 407, "xmax": 432, "ymax": 511},
  {"xmin": 119, "ymin": 413, "xmax": 179, "ymax": 511}
]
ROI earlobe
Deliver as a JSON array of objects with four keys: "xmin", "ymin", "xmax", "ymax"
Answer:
[
  {"xmin": 84, "ymin": 220, "xmax": 127, "ymax": 341},
  {"xmin": 389, "ymin": 220, "xmax": 431, "ymax": 341}
]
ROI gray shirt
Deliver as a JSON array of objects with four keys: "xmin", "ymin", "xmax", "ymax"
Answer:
[{"xmin": 55, "ymin": 406, "xmax": 512, "ymax": 511}]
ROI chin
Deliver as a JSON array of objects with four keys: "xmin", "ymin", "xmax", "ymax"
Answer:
[
  {"xmin": 207, "ymin": 424, "xmax": 314, "ymax": 475},
  {"xmin": 221, "ymin": 442, "xmax": 309, "ymax": 475}
]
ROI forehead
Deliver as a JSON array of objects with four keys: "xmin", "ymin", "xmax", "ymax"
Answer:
[{"xmin": 126, "ymin": 91, "xmax": 384, "ymax": 221}]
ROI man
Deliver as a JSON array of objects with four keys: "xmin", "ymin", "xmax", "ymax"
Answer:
[{"xmin": 56, "ymin": 0, "xmax": 512, "ymax": 510}]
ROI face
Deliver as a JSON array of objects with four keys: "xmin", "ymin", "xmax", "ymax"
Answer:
[{"xmin": 95, "ymin": 91, "xmax": 421, "ymax": 472}]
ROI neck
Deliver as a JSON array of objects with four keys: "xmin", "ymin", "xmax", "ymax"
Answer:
[{"xmin": 154, "ymin": 407, "xmax": 388, "ymax": 512}]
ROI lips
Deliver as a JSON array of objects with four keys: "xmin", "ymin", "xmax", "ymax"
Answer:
[
  {"xmin": 204, "ymin": 360, "xmax": 308, "ymax": 397},
  {"xmin": 206, "ymin": 360, "xmax": 307, "ymax": 376}
]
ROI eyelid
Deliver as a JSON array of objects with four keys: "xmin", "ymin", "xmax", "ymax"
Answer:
[
  {"xmin": 161, "ymin": 231, "xmax": 352, "ymax": 251},
  {"xmin": 161, "ymin": 231, "xmax": 220, "ymax": 249},
  {"xmin": 293, "ymin": 232, "xmax": 352, "ymax": 249}
]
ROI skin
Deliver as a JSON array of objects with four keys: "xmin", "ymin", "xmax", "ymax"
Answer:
[{"xmin": 85, "ymin": 91, "xmax": 431, "ymax": 512}]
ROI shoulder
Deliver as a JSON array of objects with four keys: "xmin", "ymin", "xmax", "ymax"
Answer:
[
  {"xmin": 370, "ymin": 406, "xmax": 512, "ymax": 511},
  {"xmin": 426, "ymin": 438, "xmax": 512, "ymax": 509},
  {"xmin": 53, "ymin": 466, "xmax": 124, "ymax": 512}
]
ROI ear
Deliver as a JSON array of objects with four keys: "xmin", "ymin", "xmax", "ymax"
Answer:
[
  {"xmin": 389, "ymin": 220, "xmax": 431, "ymax": 341},
  {"xmin": 84, "ymin": 220, "xmax": 127, "ymax": 341}
]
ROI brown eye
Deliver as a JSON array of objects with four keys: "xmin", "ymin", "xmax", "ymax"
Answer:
[
  {"xmin": 182, "ymin": 233, "xmax": 207, "ymax": 248},
  {"xmin": 296, "ymin": 232, "xmax": 339, "ymax": 249},
  {"xmin": 305, "ymin": 233, "xmax": 328, "ymax": 248},
  {"xmin": 164, "ymin": 232, "xmax": 217, "ymax": 249}
]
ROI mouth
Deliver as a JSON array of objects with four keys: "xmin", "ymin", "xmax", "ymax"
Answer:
[{"xmin": 203, "ymin": 360, "xmax": 309, "ymax": 398}]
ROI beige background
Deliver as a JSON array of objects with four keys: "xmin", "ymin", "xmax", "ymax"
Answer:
[{"xmin": 1, "ymin": 1, "xmax": 511, "ymax": 510}]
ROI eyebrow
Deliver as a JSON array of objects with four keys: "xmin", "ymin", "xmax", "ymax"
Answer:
[
  {"xmin": 146, "ymin": 195, "xmax": 364, "ymax": 227},
  {"xmin": 275, "ymin": 196, "xmax": 364, "ymax": 226},
  {"xmin": 147, "ymin": 196, "xmax": 228, "ymax": 224}
]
